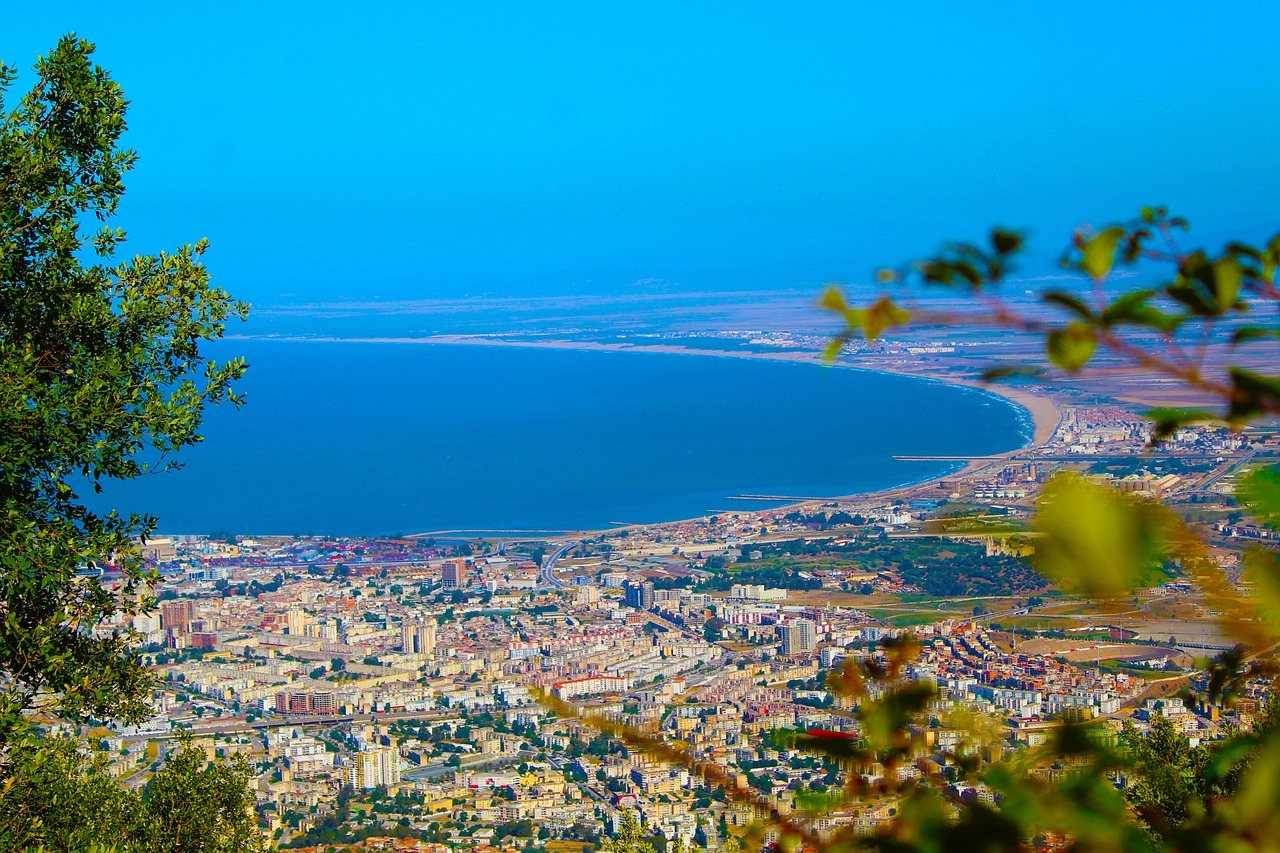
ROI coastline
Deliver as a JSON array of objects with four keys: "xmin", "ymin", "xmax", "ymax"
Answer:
[
  {"xmin": 236, "ymin": 333, "xmax": 1060, "ymax": 445},
  {"xmin": 236, "ymin": 333, "xmax": 1061, "ymax": 537}
]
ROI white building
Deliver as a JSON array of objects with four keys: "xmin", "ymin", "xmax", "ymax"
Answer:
[{"xmin": 345, "ymin": 745, "xmax": 400, "ymax": 789}]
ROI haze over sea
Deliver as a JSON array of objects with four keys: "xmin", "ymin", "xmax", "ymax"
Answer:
[{"xmin": 91, "ymin": 339, "xmax": 1029, "ymax": 536}]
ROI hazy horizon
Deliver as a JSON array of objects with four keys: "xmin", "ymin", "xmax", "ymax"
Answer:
[{"xmin": 7, "ymin": 3, "xmax": 1280, "ymax": 310}]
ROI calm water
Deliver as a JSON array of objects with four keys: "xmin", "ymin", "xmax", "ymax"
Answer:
[{"xmin": 88, "ymin": 341, "xmax": 1030, "ymax": 535}]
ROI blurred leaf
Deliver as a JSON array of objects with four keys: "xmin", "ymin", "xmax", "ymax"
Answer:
[
  {"xmin": 981, "ymin": 366, "xmax": 1046, "ymax": 384},
  {"xmin": 1042, "ymin": 291, "xmax": 1094, "ymax": 319},
  {"xmin": 819, "ymin": 286, "xmax": 848, "ymax": 313},
  {"xmin": 1169, "ymin": 252, "xmax": 1247, "ymax": 316},
  {"xmin": 1146, "ymin": 407, "xmax": 1219, "ymax": 442},
  {"xmin": 1099, "ymin": 290, "xmax": 1183, "ymax": 333},
  {"xmin": 919, "ymin": 259, "xmax": 984, "ymax": 289},
  {"xmin": 1206, "ymin": 735, "xmax": 1260, "ymax": 783},
  {"xmin": 1263, "ymin": 234, "xmax": 1280, "ymax": 285},
  {"xmin": 876, "ymin": 267, "xmax": 900, "ymax": 284},
  {"xmin": 822, "ymin": 337, "xmax": 846, "ymax": 363},
  {"xmin": 1234, "ymin": 731, "xmax": 1280, "ymax": 827},
  {"xmin": 1204, "ymin": 645, "xmax": 1248, "ymax": 707},
  {"xmin": 844, "ymin": 296, "xmax": 911, "ymax": 341},
  {"xmin": 1243, "ymin": 550, "xmax": 1280, "ymax": 626},
  {"xmin": 991, "ymin": 229, "xmax": 1023, "ymax": 256},
  {"xmin": 1079, "ymin": 227, "xmax": 1124, "ymax": 281},
  {"xmin": 1239, "ymin": 465, "xmax": 1280, "ymax": 529},
  {"xmin": 1123, "ymin": 228, "xmax": 1152, "ymax": 263},
  {"xmin": 1213, "ymin": 256, "xmax": 1244, "ymax": 313},
  {"xmin": 1227, "ymin": 368, "xmax": 1280, "ymax": 423},
  {"xmin": 1032, "ymin": 474, "xmax": 1175, "ymax": 596},
  {"xmin": 1050, "ymin": 720, "xmax": 1114, "ymax": 757},
  {"xmin": 1046, "ymin": 323, "xmax": 1096, "ymax": 371},
  {"xmin": 952, "ymin": 262, "xmax": 983, "ymax": 287},
  {"xmin": 937, "ymin": 803, "xmax": 1023, "ymax": 853},
  {"xmin": 793, "ymin": 731, "xmax": 864, "ymax": 760},
  {"xmin": 1231, "ymin": 326, "xmax": 1279, "ymax": 346},
  {"xmin": 859, "ymin": 681, "xmax": 937, "ymax": 751}
]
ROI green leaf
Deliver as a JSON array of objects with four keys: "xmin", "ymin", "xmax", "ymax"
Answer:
[
  {"xmin": 1238, "ymin": 464, "xmax": 1280, "ymax": 529},
  {"xmin": 1206, "ymin": 734, "xmax": 1261, "ymax": 784},
  {"xmin": 1230, "ymin": 326, "xmax": 1278, "ymax": 346},
  {"xmin": 1079, "ymin": 227, "xmax": 1124, "ymax": 281},
  {"xmin": 1041, "ymin": 291, "xmax": 1094, "ymax": 320},
  {"xmin": 1227, "ymin": 368, "xmax": 1280, "ymax": 424},
  {"xmin": 842, "ymin": 296, "xmax": 911, "ymax": 341},
  {"xmin": 818, "ymin": 286, "xmax": 847, "ymax": 313},
  {"xmin": 821, "ymin": 337, "xmax": 846, "ymax": 363},
  {"xmin": 1169, "ymin": 251, "xmax": 1247, "ymax": 317},
  {"xmin": 917, "ymin": 258, "xmax": 987, "ymax": 288},
  {"xmin": 1145, "ymin": 407, "xmax": 1219, "ymax": 442},
  {"xmin": 1032, "ymin": 474, "xmax": 1175, "ymax": 596},
  {"xmin": 1213, "ymin": 256, "xmax": 1244, "ymax": 312},
  {"xmin": 1098, "ymin": 290, "xmax": 1182, "ymax": 333},
  {"xmin": 1046, "ymin": 323, "xmax": 1096, "ymax": 371},
  {"xmin": 1235, "ymin": 732, "xmax": 1280, "ymax": 828},
  {"xmin": 1244, "ymin": 549, "xmax": 1280, "ymax": 627}
]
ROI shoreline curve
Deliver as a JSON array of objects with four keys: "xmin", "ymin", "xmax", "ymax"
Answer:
[{"xmin": 231, "ymin": 333, "xmax": 1060, "ymax": 539}]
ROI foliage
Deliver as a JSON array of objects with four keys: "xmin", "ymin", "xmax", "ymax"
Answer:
[
  {"xmin": 0, "ymin": 37, "xmax": 247, "ymax": 746},
  {"xmin": 572, "ymin": 212, "xmax": 1280, "ymax": 853},
  {"xmin": 603, "ymin": 811, "xmax": 655, "ymax": 853},
  {"xmin": 0, "ymin": 739, "xmax": 266, "ymax": 852}
]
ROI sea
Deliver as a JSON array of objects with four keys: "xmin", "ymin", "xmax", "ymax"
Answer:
[{"xmin": 86, "ymin": 340, "xmax": 1031, "ymax": 536}]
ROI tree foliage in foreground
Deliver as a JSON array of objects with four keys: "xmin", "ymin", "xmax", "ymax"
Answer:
[
  {"xmin": 0, "ymin": 739, "xmax": 266, "ymax": 852},
  {"xmin": 583, "ymin": 213, "xmax": 1280, "ymax": 853},
  {"xmin": 0, "ymin": 36, "xmax": 246, "ymax": 745},
  {"xmin": 0, "ymin": 35, "xmax": 258, "ymax": 852}
]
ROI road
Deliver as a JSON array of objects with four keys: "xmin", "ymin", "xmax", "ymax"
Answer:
[
  {"xmin": 185, "ymin": 707, "xmax": 462, "ymax": 737},
  {"xmin": 540, "ymin": 541, "xmax": 579, "ymax": 588},
  {"xmin": 1185, "ymin": 448, "xmax": 1256, "ymax": 493},
  {"xmin": 404, "ymin": 749, "xmax": 535, "ymax": 782}
]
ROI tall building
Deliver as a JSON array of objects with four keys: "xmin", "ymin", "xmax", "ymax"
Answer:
[
  {"xmin": 160, "ymin": 599, "xmax": 194, "ymax": 635},
  {"xmin": 346, "ymin": 746, "xmax": 400, "ymax": 789},
  {"xmin": 400, "ymin": 620, "xmax": 437, "ymax": 656},
  {"xmin": 780, "ymin": 619, "xmax": 817, "ymax": 656},
  {"xmin": 624, "ymin": 581, "xmax": 654, "ymax": 611},
  {"xmin": 286, "ymin": 608, "xmax": 308, "ymax": 636},
  {"xmin": 442, "ymin": 559, "xmax": 468, "ymax": 589}
]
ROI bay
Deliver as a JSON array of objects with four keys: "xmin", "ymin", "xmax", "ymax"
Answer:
[{"xmin": 88, "ymin": 341, "xmax": 1030, "ymax": 536}]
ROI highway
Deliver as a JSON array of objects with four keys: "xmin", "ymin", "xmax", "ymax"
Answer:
[
  {"xmin": 540, "ymin": 541, "xmax": 579, "ymax": 588},
  {"xmin": 183, "ymin": 707, "xmax": 462, "ymax": 737}
]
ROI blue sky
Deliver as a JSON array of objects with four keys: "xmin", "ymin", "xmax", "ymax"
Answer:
[{"xmin": 6, "ymin": 3, "xmax": 1280, "ymax": 304}]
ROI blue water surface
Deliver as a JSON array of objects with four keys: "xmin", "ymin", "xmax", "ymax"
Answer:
[{"xmin": 88, "ymin": 342, "xmax": 1029, "ymax": 535}]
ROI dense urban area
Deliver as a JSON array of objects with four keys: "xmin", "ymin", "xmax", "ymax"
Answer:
[{"xmin": 61, "ymin": 395, "xmax": 1278, "ymax": 851}]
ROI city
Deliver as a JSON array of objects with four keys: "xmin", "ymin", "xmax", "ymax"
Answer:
[{"xmin": 68, "ymin": 392, "xmax": 1276, "ymax": 849}]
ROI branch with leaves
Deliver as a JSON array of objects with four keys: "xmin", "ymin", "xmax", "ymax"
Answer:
[
  {"xmin": 0, "ymin": 37, "xmax": 248, "ymax": 749},
  {"xmin": 824, "ymin": 208, "xmax": 1280, "ymax": 439},
  {"xmin": 557, "ymin": 211, "xmax": 1280, "ymax": 852}
]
